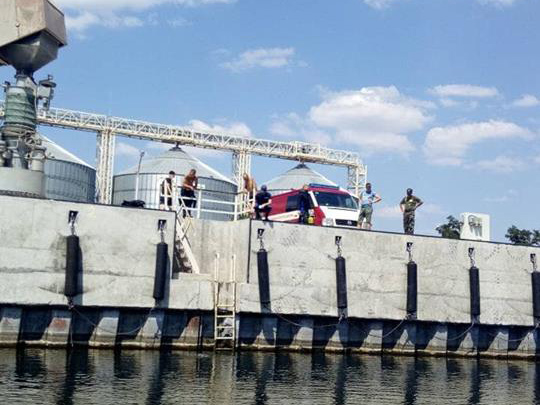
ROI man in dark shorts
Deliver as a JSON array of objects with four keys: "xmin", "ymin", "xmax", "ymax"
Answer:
[
  {"xmin": 400, "ymin": 188, "xmax": 423, "ymax": 235},
  {"xmin": 254, "ymin": 185, "xmax": 272, "ymax": 221}
]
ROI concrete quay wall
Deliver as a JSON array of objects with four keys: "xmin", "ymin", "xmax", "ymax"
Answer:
[
  {"xmin": 240, "ymin": 221, "xmax": 539, "ymax": 327},
  {"xmin": 0, "ymin": 195, "xmax": 213, "ymax": 310},
  {"xmin": 1, "ymin": 195, "xmax": 540, "ymax": 357}
]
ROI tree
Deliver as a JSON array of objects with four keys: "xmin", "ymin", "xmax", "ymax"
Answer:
[
  {"xmin": 505, "ymin": 226, "xmax": 540, "ymax": 246},
  {"xmin": 436, "ymin": 215, "xmax": 461, "ymax": 239}
]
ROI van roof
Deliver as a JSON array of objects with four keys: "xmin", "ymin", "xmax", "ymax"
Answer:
[{"xmin": 272, "ymin": 184, "xmax": 349, "ymax": 198}]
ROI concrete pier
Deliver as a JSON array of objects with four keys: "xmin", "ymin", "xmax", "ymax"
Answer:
[{"xmin": 0, "ymin": 195, "xmax": 539, "ymax": 358}]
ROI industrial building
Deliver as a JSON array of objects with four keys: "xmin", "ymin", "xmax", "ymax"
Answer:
[{"xmin": 41, "ymin": 136, "xmax": 96, "ymax": 203}]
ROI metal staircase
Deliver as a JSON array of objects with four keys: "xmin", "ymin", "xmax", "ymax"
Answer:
[
  {"xmin": 174, "ymin": 204, "xmax": 200, "ymax": 274},
  {"xmin": 214, "ymin": 253, "xmax": 237, "ymax": 350}
]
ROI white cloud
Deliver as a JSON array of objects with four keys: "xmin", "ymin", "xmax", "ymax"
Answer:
[
  {"xmin": 270, "ymin": 112, "xmax": 332, "ymax": 145},
  {"xmin": 168, "ymin": 17, "xmax": 191, "ymax": 27},
  {"xmin": 188, "ymin": 119, "xmax": 252, "ymax": 137},
  {"xmin": 439, "ymin": 98, "xmax": 460, "ymax": 108},
  {"xmin": 423, "ymin": 120, "xmax": 532, "ymax": 166},
  {"xmin": 363, "ymin": 0, "xmax": 402, "ymax": 9},
  {"xmin": 220, "ymin": 48, "xmax": 297, "ymax": 72},
  {"xmin": 511, "ymin": 94, "xmax": 540, "ymax": 108},
  {"xmin": 140, "ymin": 117, "xmax": 251, "ymax": 158},
  {"xmin": 478, "ymin": 0, "xmax": 522, "ymax": 7},
  {"xmin": 116, "ymin": 141, "xmax": 143, "ymax": 158},
  {"xmin": 471, "ymin": 155, "xmax": 526, "ymax": 173},
  {"xmin": 419, "ymin": 203, "xmax": 446, "ymax": 216},
  {"xmin": 429, "ymin": 84, "xmax": 499, "ymax": 98},
  {"xmin": 306, "ymin": 86, "xmax": 433, "ymax": 154},
  {"xmin": 56, "ymin": 0, "xmax": 234, "ymax": 32}
]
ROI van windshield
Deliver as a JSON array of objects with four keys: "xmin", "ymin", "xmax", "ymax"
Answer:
[{"xmin": 314, "ymin": 191, "xmax": 358, "ymax": 210}]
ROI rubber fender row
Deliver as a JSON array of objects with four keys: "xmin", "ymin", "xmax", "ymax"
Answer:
[
  {"xmin": 256, "ymin": 245, "xmax": 539, "ymax": 324},
  {"xmin": 63, "ymin": 216, "xmax": 169, "ymax": 302}
]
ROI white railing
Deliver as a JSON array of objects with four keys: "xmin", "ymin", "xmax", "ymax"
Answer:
[{"xmin": 159, "ymin": 187, "xmax": 253, "ymax": 221}]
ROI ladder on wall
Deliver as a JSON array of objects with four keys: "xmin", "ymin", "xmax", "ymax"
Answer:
[
  {"xmin": 174, "ymin": 205, "xmax": 200, "ymax": 274},
  {"xmin": 214, "ymin": 253, "xmax": 237, "ymax": 350}
]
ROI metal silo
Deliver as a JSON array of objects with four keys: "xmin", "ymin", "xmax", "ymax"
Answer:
[
  {"xmin": 265, "ymin": 163, "xmax": 337, "ymax": 195},
  {"xmin": 112, "ymin": 146, "xmax": 237, "ymax": 220},
  {"xmin": 41, "ymin": 136, "xmax": 96, "ymax": 202}
]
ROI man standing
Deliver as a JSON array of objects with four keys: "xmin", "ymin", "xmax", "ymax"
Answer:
[
  {"xmin": 298, "ymin": 184, "xmax": 311, "ymax": 224},
  {"xmin": 400, "ymin": 188, "xmax": 423, "ymax": 235},
  {"xmin": 159, "ymin": 171, "xmax": 176, "ymax": 211},
  {"xmin": 254, "ymin": 185, "xmax": 272, "ymax": 221},
  {"xmin": 358, "ymin": 182, "xmax": 381, "ymax": 230}
]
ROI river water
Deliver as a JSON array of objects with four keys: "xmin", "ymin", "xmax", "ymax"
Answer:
[{"xmin": 0, "ymin": 348, "xmax": 538, "ymax": 404}]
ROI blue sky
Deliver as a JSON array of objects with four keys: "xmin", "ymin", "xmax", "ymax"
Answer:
[{"xmin": 2, "ymin": 0, "xmax": 539, "ymax": 240}]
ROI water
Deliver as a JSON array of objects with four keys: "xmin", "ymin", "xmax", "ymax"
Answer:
[{"xmin": 0, "ymin": 348, "xmax": 538, "ymax": 405}]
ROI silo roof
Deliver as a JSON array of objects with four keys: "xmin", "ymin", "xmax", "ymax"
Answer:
[
  {"xmin": 41, "ymin": 135, "xmax": 94, "ymax": 168},
  {"xmin": 118, "ymin": 146, "xmax": 234, "ymax": 184},
  {"xmin": 265, "ymin": 163, "xmax": 337, "ymax": 192}
]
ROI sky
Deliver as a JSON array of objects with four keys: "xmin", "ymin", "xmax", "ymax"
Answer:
[{"xmin": 1, "ymin": 0, "xmax": 539, "ymax": 241}]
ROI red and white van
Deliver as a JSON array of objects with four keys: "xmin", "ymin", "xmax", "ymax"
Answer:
[{"xmin": 268, "ymin": 184, "xmax": 359, "ymax": 228}]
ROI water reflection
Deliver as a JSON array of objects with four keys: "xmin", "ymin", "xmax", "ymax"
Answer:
[{"xmin": 0, "ymin": 348, "xmax": 538, "ymax": 405}]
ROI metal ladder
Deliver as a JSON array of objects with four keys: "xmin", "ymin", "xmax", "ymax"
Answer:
[
  {"xmin": 174, "ymin": 209, "xmax": 200, "ymax": 274},
  {"xmin": 214, "ymin": 253, "xmax": 237, "ymax": 350}
]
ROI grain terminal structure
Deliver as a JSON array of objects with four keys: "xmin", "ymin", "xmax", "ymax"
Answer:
[
  {"xmin": 113, "ymin": 146, "xmax": 236, "ymax": 220},
  {"xmin": 42, "ymin": 136, "xmax": 96, "ymax": 203},
  {"xmin": 265, "ymin": 163, "xmax": 337, "ymax": 195}
]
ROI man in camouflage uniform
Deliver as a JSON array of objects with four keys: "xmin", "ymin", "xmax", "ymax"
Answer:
[{"xmin": 400, "ymin": 188, "xmax": 423, "ymax": 235}]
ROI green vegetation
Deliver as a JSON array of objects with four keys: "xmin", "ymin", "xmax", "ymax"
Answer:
[
  {"xmin": 505, "ymin": 226, "xmax": 540, "ymax": 246},
  {"xmin": 436, "ymin": 216, "xmax": 461, "ymax": 239}
]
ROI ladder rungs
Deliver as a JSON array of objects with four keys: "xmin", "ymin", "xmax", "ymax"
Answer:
[
  {"xmin": 215, "ymin": 336, "xmax": 235, "ymax": 340},
  {"xmin": 216, "ymin": 315, "xmax": 234, "ymax": 319},
  {"xmin": 216, "ymin": 305, "xmax": 235, "ymax": 308},
  {"xmin": 216, "ymin": 325, "xmax": 234, "ymax": 329}
]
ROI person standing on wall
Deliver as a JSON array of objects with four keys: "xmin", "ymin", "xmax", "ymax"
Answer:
[
  {"xmin": 243, "ymin": 173, "xmax": 257, "ymax": 217},
  {"xmin": 254, "ymin": 185, "xmax": 272, "ymax": 221},
  {"xmin": 298, "ymin": 184, "xmax": 312, "ymax": 224},
  {"xmin": 181, "ymin": 169, "xmax": 198, "ymax": 218},
  {"xmin": 400, "ymin": 188, "xmax": 423, "ymax": 235},
  {"xmin": 358, "ymin": 182, "xmax": 381, "ymax": 230},
  {"xmin": 159, "ymin": 171, "xmax": 176, "ymax": 211}
]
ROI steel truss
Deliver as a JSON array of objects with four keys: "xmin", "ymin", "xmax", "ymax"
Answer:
[{"xmin": 0, "ymin": 102, "xmax": 367, "ymax": 199}]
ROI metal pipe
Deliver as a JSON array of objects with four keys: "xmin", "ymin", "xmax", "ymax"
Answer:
[{"xmin": 134, "ymin": 150, "xmax": 145, "ymax": 200}]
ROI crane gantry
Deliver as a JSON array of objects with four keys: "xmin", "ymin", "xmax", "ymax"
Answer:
[{"xmin": 0, "ymin": 102, "xmax": 367, "ymax": 203}]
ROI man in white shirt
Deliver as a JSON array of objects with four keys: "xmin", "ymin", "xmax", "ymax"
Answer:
[{"xmin": 358, "ymin": 182, "xmax": 381, "ymax": 230}]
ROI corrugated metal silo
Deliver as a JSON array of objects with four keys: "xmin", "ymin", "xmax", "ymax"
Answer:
[
  {"xmin": 265, "ymin": 163, "xmax": 337, "ymax": 195},
  {"xmin": 112, "ymin": 146, "xmax": 237, "ymax": 220},
  {"xmin": 42, "ymin": 136, "xmax": 96, "ymax": 202}
]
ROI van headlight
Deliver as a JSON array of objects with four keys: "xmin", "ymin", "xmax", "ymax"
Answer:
[{"xmin": 322, "ymin": 218, "xmax": 334, "ymax": 226}]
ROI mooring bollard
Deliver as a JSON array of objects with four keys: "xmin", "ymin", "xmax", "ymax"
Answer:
[
  {"xmin": 65, "ymin": 211, "xmax": 79, "ymax": 298},
  {"xmin": 335, "ymin": 236, "xmax": 348, "ymax": 317},
  {"xmin": 153, "ymin": 220, "xmax": 168, "ymax": 301},
  {"xmin": 257, "ymin": 228, "xmax": 271, "ymax": 307},
  {"xmin": 406, "ymin": 242, "xmax": 417, "ymax": 318},
  {"xmin": 468, "ymin": 247, "xmax": 480, "ymax": 321}
]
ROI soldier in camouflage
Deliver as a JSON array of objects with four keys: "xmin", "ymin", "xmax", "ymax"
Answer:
[{"xmin": 400, "ymin": 188, "xmax": 423, "ymax": 235}]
